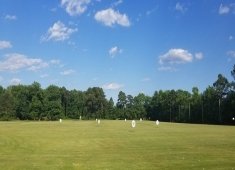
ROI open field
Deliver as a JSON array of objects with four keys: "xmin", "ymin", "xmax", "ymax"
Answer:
[{"xmin": 0, "ymin": 120, "xmax": 235, "ymax": 170}]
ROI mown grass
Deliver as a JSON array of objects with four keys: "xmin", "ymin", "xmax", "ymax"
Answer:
[{"xmin": 0, "ymin": 120, "xmax": 235, "ymax": 170}]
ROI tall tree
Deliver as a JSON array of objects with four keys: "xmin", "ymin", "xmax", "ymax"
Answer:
[
  {"xmin": 116, "ymin": 91, "xmax": 127, "ymax": 109},
  {"xmin": 105, "ymin": 97, "xmax": 115, "ymax": 119},
  {"xmin": 213, "ymin": 74, "xmax": 229, "ymax": 123},
  {"xmin": 10, "ymin": 85, "xmax": 31, "ymax": 120},
  {"xmin": 44, "ymin": 85, "xmax": 63, "ymax": 120},
  {"xmin": 60, "ymin": 87, "xmax": 69, "ymax": 117},
  {"xmin": 191, "ymin": 87, "xmax": 202, "ymax": 123},
  {"xmin": 85, "ymin": 87, "xmax": 107, "ymax": 119},
  {"xmin": 133, "ymin": 93, "xmax": 148, "ymax": 119},
  {"xmin": 0, "ymin": 90, "xmax": 15, "ymax": 120},
  {"xmin": 28, "ymin": 82, "xmax": 44, "ymax": 120},
  {"xmin": 203, "ymin": 86, "xmax": 218, "ymax": 123}
]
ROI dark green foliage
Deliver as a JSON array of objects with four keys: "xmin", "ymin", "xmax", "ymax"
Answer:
[
  {"xmin": 44, "ymin": 85, "xmax": 63, "ymax": 120},
  {"xmin": 0, "ymin": 90, "xmax": 15, "ymax": 120}
]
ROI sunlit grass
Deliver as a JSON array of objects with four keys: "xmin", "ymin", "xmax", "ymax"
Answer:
[{"xmin": 0, "ymin": 120, "xmax": 235, "ymax": 169}]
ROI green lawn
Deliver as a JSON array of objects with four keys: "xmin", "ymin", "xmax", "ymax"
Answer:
[{"xmin": 0, "ymin": 120, "xmax": 235, "ymax": 170}]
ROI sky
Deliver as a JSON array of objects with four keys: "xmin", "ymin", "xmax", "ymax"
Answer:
[{"xmin": 0, "ymin": 0, "xmax": 235, "ymax": 101}]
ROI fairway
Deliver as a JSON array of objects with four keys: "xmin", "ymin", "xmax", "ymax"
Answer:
[{"xmin": 0, "ymin": 120, "xmax": 235, "ymax": 170}]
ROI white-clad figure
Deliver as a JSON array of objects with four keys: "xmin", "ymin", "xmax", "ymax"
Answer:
[
  {"xmin": 125, "ymin": 118, "xmax": 126, "ymax": 122},
  {"xmin": 98, "ymin": 119, "xmax": 100, "ymax": 125},
  {"xmin": 96, "ymin": 118, "xmax": 98, "ymax": 122},
  {"xmin": 132, "ymin": 120, "xmax": 136, "ymax": 128},
  {"xmin": 156, "ymin": 120, "xmax": 159, "ymax": 126},
  {"xmin": 140, "ymin": 118, "xmax": 142, "ymax": 122},
  {"xmin": 80, "ymin": 116, "xmax": 82, "ymax": 120},
  {"xmin": 59, "ymin": 119, "xmax": 62, "ymax": 123}
]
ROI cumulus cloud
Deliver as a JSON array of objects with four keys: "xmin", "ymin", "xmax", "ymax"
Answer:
[
  {"xmin": 41, "ymin": 21, "xmax": 77, "ymax": 42},
  {"xmin": 94, "ymin": 8, "xmax": 130, "ymax": 27},
  {"xmin": 102, "ymin": 82, "xmax": 123, "ymax": 90},
  {"xmin": 60, "ymin": 69, "xmax": 75, "ymax": 75},
  {"xmin": 159, "ymin": 48, "xmax": 193, "ymax": 65},
  {"xmin": 158, "ymin": 49, "xmax": 203, "ymax": 71},
  {"xmin": 10, "ymin": 78, "xmax": 21, "ymax": 85},
  {"xmin": 4, "ymin": 15, "xmax": 17, "ymax": 20},
  {"xmin": 219, "ymin": 4, "xmax": 230, "ymax": 14},
  {"xmin": 0, "ymin": 53, "xmax": 48, "ymax": 72},
  {"xmin": 109, "ymin": 46, "xmax": 122, "ymax": 58},
  {"xmin": 0, "ymin": 41, "xmax": 12, "ymax": 49},
  {"xmin": 61, "ymin": 0, "xmax": 90, "ymax": 16},
  {"xmin": 175, "ymin": 2, "xmax": 187, "ymax": 13},
  {"xmin": 195, "ymin": 52, "xmax": 203, "ymax": 60}
]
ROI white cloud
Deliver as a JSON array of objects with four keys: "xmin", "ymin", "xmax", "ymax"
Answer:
[
  {"xmin": 159, "ymin": 48, "xmax": 193, "ymax": 65},
  {"xmin": 50, "ymin": 8, "xmax": 57, "ymax": 12},
  {"xmin": 50, "ymin": 59, "xmax": 61, "ymax": 65},
  {"xmin": 158, "ymin": 66, "xmax": 176, "ymax": 72},
  {"xmin": 195, "ymin": 52, "xmax": 203, "ymax": 60},
  {"xmin": 4, "ymin": 15, "xmax": 17, "ymax": 20},
  {"xmin": 40, "ymin": 74, "xmax": 49, "ymax": 78},
  {"xmin": 61, "ymin": 0, "xmax": 90, "ymax": 16},
  {"xmin": 102, "ymin": 82, "xmax": 123, "ymax": 90},
  {"xmin": 219, "ymin": 3, "xmax": 235, "ymax": 15},
  {"xmin": 227, "ymin": 51, "xmax": 235, "ymax": 58},
  {"xmin": 146, "ymin": 7, "xmax": 157, "ymax": 16},
  {"xmin": 41, "ymin": 21, "xmax": 77, "ymax": 42},
  {"xmin": 94, "ymin": 8, "xmax": 130, "ymax": 27},
  {"xmin": 0, "ymin": 41, "xmax": 12, "ymax": 49},
  {"xmin": 60, "ymin": 69, "xmax": 75, "ymax": 75},
  {"xmin": 109, "ymin": 46, "xmax": 122, "ymax": 58},
  {"xmin": 112, "ymin": 0, "xmax": 123, "ymax": 7},
  {"xmin": 0, "ymin": 53, "xmax": 48, "ymax": 72},
  {"xmin": 175, "ymin": 2, "xmax": 187, "ymax": 13},
  {"xmin": 141, "ymin": 77, "xmax": 150, "ymax": 82},
  {"xmin": 10, "ymin": 78, "xmax": 21, "ymax": 85},
  {"xmin": 219, "ymin": 4, "xmax": 230, "ymax": 14},
  {"xmin": 229, "ymin": 35, "xmax": 234, "ymax": 40}
]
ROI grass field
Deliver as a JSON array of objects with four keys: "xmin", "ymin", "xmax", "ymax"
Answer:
[{"xmin": 0, "ymin": 120, "xmax": 235, "ymax": 170}]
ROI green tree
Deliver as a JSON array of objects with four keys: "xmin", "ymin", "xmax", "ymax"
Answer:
[
  {"xmin": 10, "ymin": 85, "xmax": 30, "ymax": 120},
  {"xmin": 116, "ymin": 91, "xmax": 127, "ymax": 109},
  {"xmin": 28, "ymin": 82, "xmax": 44, "ymax": 120},
  {"xmin": 105, "ymin": 97, "xmax": 115, "ymax": 119},
  {"xmin": 213, "ymin": 74, "xmax": 229, "ymax": 123},
  {"xmin": 67, "ymin": 90, "xmax": 85, "ymax": 119},
  {"xmin": 60, "ymin": 87, "xmax": 69, "ymax": 118},
  {"xmin": 133, "ymin": 93, "xmax": 148, "ymax": 119},
  {"xmin": 191, "ymin": 87, "xmax": 202, "ymax": 123},
  {"xmin": 44, "ymin": 85, "xmax": 63, "ymax": 120},
  {"xmin": 147, "ymin": 91, "xmax": 159, "ymax": 120},
  {"xmin": 30, "ymin": 95, "xmax": 43, "ymax": 120},
  {"xmin": 0, "ymin": 90, "xmax": 15, "ymax": 120},
  {"xmin": 85, "ymin": 87, "xmax": 107, "ymax": 119},
  {"xmin": 203, "ymin": 86, "xmax": 218, "ymax": 123}
]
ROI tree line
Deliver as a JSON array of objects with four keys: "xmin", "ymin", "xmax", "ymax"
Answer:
[{"xmin": 0, "ymin": 65, "xmax": 235, "ymax": 125}]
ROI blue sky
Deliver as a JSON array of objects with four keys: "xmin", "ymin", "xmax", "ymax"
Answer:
[{"xmin": 0, "ymin": 0, "xmax": 235, "ymax": 101}]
